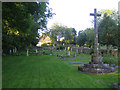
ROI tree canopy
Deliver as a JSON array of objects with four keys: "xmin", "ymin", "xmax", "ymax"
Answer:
[
  {"xmin": 2, "ymin": 2, "xmax": 54, "ymax": 53},
  {"xmin": 49, "ymin": 23, "xmax": 77, "ymax": 45},
  {"xmin": 98, "ymin": 13, "xmax": 118, "ymax": 53}
]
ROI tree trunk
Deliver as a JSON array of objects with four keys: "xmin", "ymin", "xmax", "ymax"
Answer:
[{"xmin": 107, "ymin": 43, "xmax": 109, "ymax": 54}]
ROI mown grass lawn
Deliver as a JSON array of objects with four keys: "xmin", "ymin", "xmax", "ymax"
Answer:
[{"xmin": 2, "ymin": 51, "xmax": 118, "ymax": 88}]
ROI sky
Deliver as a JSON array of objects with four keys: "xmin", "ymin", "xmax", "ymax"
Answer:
[{"xmin": 46, "ymin": 0, "xmax": 119, "ymax": 34}]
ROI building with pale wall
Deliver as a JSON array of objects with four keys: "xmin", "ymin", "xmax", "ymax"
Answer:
[{"xmin": 36, "ymin": 34, "xmax": 52, "ymax": 46}]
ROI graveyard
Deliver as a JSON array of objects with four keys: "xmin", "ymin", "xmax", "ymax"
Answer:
[
  {"xmin": 2, "ymin": 1, "xmax": 120, "ymax": 89},
  {"xmin": 2, "ymin": 48, "xmax": 119, "ymax": 88}
]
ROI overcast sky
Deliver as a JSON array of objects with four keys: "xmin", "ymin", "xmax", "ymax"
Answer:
[{"xmin": 46, "ymin": 0, "xmax": 119, "ymax": 34}]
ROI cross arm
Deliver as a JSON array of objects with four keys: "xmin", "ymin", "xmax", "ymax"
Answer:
[
  {"xmin": 90, "ymin": 13, "xmax": 94, "ymax": 16},
  {"xmin": 97, "ymin": 14, "xmax": 101, "ymax": 16},
  {"xmin": 90, "ymin": 13, "xmax": 101, "ymax": 16}
]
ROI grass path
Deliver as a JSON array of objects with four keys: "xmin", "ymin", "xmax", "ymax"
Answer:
[{"xmin": 2, "ymin": 55, "xmax": 118, "ymax": 88}]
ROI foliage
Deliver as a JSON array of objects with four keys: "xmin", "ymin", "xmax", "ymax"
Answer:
[
  {"xmin": 102, "ymin": 54, "xmax": 118, "ymax": 65},
  {"xmin": 76, "ymin": 28, "xmax": 94, "ymax": 47},
  {"xmin": 84, "ymin": 28, "xmax": 94, "ymax": 48},
  {"xmin": 98, "ymin": 9, "xmax": 118, "ymax": 24},
  {"xmin": 41, "ymin": 43, "xmax": 48, "ymax": 47},
  {"xmin": 76, "ymin": 30, "xmax": 87, "ymax": 47},
  {"xmin": 2, "ymin": 2, "xmax": 54, "ymax": 53},
  {"xmin": 57, "ymin": 45, "xmax": 65, "ymax": 50},
  {"xmin": 50, "ymin": 23, "xmax": 77, "ymax": 45},
  {"xmin": 98, "ymin": 13, "xmax": 118, "ymax": 53}
]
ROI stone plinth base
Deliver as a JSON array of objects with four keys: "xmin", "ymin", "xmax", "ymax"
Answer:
[
  {"xmin": 78, "ymin": 54, "xmax": 115, "ymax": 74},
  {"xmin": 78, "ymin": 63, "xmax": 115, "ymax": 74}
]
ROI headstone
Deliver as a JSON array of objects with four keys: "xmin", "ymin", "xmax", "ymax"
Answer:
[
  {"xmin": 68, "ymin": 51, "xmax": 70, "ymax": 56},
  {"xmin": 57, "ymin": 53, "xmax": 59, "ymax": 57},
  {"xmin": 73, "ymin": 53, "xmax": 76, "ymax": 57},
  {"xmin": 15, "ymin": 47, "xmax": 17, "ymax": 53},
  {"xmin": 35, "ymin": 48, "xmax": 38, "ymax": 53},
  {"xmin": 78, "ymin": 9, "xmax": 115, "ymax": 74},
  {"xmin": 80, "ymin": 48, "xmax": 83, "ymax": 53},
  {"xmin": 59, "ymin": 47, "xmax": 60, "ymax": 52},
  {"xmin": 71, "ymin": 48, "xmax": 72, "ymax": 52},
  {"xmin": 27, "ymin": 48, "xmax": 29, "ymax": 56},
  {"xmin": 10, "ymin": 49, "xmax": 12, "ymax": 55},
  {"xmin": 13, "ymin": 49, "xmax": 14, "ymax": 53},
  {"xmin": 65, "ymin": 47, "xmax": 67, "ymax": 51},
  {"xmin": 65, "ymin": 47, "xmax": 67, "ymax": 53},
  {"xmin": 76, "ymin": 47, "xmax": 78, "ymax": 53},
  {"xmin": 40, "ymin": 51, "xmax": 42, "ymax": 55},
  {"xmin": 49, "ymin": 48, "xmax": 53, "ymax": 54}
]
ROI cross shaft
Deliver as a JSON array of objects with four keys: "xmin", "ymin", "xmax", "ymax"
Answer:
[{"xmin": 90, "ymin": 9, "xmax": 101, "ymax": 62}]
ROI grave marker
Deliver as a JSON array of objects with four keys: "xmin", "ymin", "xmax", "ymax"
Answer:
[
  {"xmin": 40, "ymin": 51, "xmax": 42, "ymax": 55},
  {"xmin": 27, "ymin": 48, "xmax": 29, "ymax": 56},
  {"xmin": 76, "ymin": 47, "xmax": 78, "ymax": 53},
  {"xmin": 73, "ymin": 53, "xmax": 76, "ymax": 57},
  {"xmin": 13, "ymin": 49, "xmax": 14, "ymax": 53},
  {"xmin": 65, "ymin": 47, "xmax": 67, "ymax": 53},
  {"xmin": 71, "ymin": 48, "xmax": 72, "ymax": 52},
  {"xmin": 10, "ymin": 49, "xmax": 12, "ymax": 55},
  {"xmin": 68, "ymin": 51, "xmax": 70, "ymax": 56},
  {"xmin": 36, "ymin": 48, "xmax": 38, "ymax": 53},
  {"xmin": 78, "ymin": 9, "xmax": 115, "ymax": 74},
  {"xmin": 15, "ymin": 47, "xmax": 17, "ymax": 53}
]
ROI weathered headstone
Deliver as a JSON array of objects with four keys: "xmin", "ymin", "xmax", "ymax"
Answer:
[
  {"xmin": 65, "ymin": 47, "xmax": 67, "ymax": 53},
  {"xmin": 68, "ymin": 51, "xmax": 70, "ymax": 56},
  {"xmin": 76, "ymin": 47, "xmax": 78, "ymax": 53},
  {"xmin": 10, "ymin": 49, "xmax": 12, "ymax": 55},
  {"xmin": 27, "ymin": 48, "xmax": 29, "ymax": 56},
  {"xmin": 65, "ymin": 47, "xmax": 67, "ymax": 51},
  {"xmin": 78, "ymin": 9, "xmax": 115, "ymax": 74},
  {"xmin": 71, "ymin": 48, "xmax": 72, "ymax": 52},
  {"xmin": 36, "ymin": 48, "xmax": 38, "ymax": 53},
  {"xmin": 80, "ymin": 48, "xmax": 83, "ymax": 53},
  {"xmin": 49, "ymin": 48, "xmax": 53, "ymax": 54},
  {"xmin": 13, "ymin": 49, "xmax": 14, "ymax": 53},
  {"xmin": 73, "ymin": 52, "xmax": 76, "ymax": 57},
  {"xmin": 59, "ymin": 47, "xmax": 60, "ymax": 52},
  {"xmin": 40, "ymin": 51, "xmax": 42, "ymax": 55},
  {"xmin": 15, "ymin": 47, "xmax": 17, "ymax": 53}
]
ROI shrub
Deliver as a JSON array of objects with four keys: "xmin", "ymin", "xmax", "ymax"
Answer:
[
  {"xmin": 57, "ymin": 45, "xmax": 65, "ymax": 50},
  {"xmin": 102, "ymin": 54, "xmax": 118, "ymax": 65},
  {"xmin": 89, "ymin": 48, "xmax": 93, "ymax": 55},
  {"xmin": 41, "ymin": 43, "xmax": 48, "ymax": 47},
  {"xmin": 49, "ymin": 43, "xmax": 53, "ymax": 46}
]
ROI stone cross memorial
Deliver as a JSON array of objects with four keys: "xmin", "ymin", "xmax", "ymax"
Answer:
[{"xmin": 78, "ymin": 9, "xmax": 115, "ymax": 74}]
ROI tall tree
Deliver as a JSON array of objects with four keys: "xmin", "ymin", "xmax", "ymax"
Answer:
[
  {"xmin": 64, "ymin": 28, "xmax": 73, "ymax": 44},
  {"xmin": 50, "ymin": 23, "xmax": 65, "ymax": 45},
  {"xmin": 84, "ymin": 28, "xmax": 94, "ymax": 48},
  {"xmin": 2, "ymin": 2, "xmax": 54, "ymax": 53},
  {"xmin": 76, "ymin": 30, "xmax": 87, "ymax": 47},
  {"xmin": 71, "ymin": 28, "xmax": 77, "ymax": 45},
  {"xmin": 98, "ymin": 13, "xmax": 117, "ymax": 54}
]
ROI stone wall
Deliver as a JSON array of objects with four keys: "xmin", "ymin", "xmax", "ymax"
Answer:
[
  {"xmin": 71, "ymin": 47, "xmax": 118, "ymax": 56},
  {"xmin": 29, "ymin": 46, "xmax": 118, "ymax": 57},
  {"xmin": 72, "ymin": 47, "xmax": 91, "ymax": 54}
]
